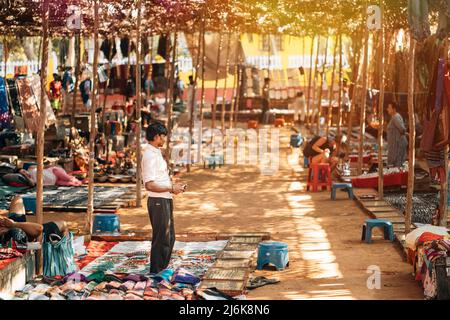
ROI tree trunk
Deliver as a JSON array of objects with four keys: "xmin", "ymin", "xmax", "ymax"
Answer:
[
  {"xmin": 72, "ymin": 34, "xmax": 81, "ymax": 127},
  {"xmin": 229, "ymin": 35, "xmax": 240, "ymax": 130},
  {"xmin": 165, "ymin": 30, "xmax": 178, "ymax": 161},
  {"xmin": 212, "ymin": 31, "xmax": 224, "ymax": 129},
  {"xmin": 221, "ymin": 33, "xmax": 231, "ymax": 133},
  {"xmin": 311, "ymin": 36, "xmax": 321, "ymax": 130},
  {"xmin": 306, "ymin": 35, "xmax": 315, "ymax": 128},
  {"xmin": 135, "ymin": 0, "xmax": 143, "ymax": 207},
  {"xmin": 326, "ymin": 35, "xmax": 338, "ymax": 136},
  {"xmin": 316, "ymin": 36, "xmax": 329, "ymax": 135},
  {"xmin": 378, "ymin": 23, "xmax": 386, "ymax": 199},
  {"xmin": 337, "ymin": 35, "xmax": 343, "ymax": 138},
  {"xmin": 357, "ymin": 27, "xmax": 370, "ymax": 175},
  {"xmin": 405, "ymin": 35, "xmax": 416, "ymax": 235},
  {"xmin": 36, "ymin": 0, "xmax": 50, "ymax": 275},
  {"xmin": 86, "ymin": 0, "xmax": 99, "ymax": 235}
]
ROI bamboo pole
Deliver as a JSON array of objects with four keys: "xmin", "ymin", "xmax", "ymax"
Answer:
[
  {"xmin": 187, "ymin": 18, "xmax": 204, "ymax": 173},
  {"xmin": 3, "ymin": 38, "xmax": 7, "ymax": 78},
  {"xmin": 199, "ymin": 25, "xmax": 206, "ymax": 123},
  {"xmin": 234, "ymin": 39, "xmax": 244, "ymax": 126},
  {"xmin": 405, "ymin": 35, "xmax": 416, "ymax": 234},
  {"xmin": 135, "ymin": 0, "xmax": 143, "ymax": 207},
  {"xmin": 439, "ymin": 39, "xmax": 449, "ymax": 227},
  {"xmin": 221, "ymin": 32, "xmax": 231, "ymax": 133},
  {"xmin": 86, "ymin": 0, "xmax": 99, "ymax": 234},
  {"xmin": 347, "ymin": 30, "xmax": 363, "ymax": 143},
  {"xmin": 311, "ymin": 36, "xmax": 321, "ymax": 131},
  {"xmin": 337, "ymin": 35, "xmax": 343, "ymax": 138},
  {"xmin": 72, "ymin": 33, "xmax": 81, "ymax": 127},
  {"xmin": 165, "ymin": 29, "xmax": 178, "ymax": 161},
  {"xmin": 306, "ymin": 35, "xmax": 315, "ymax": 128},
  {"xmin": 357, "ymin": 22, "xmax": 370, "ymax": 175},
  {"xmin": 211, "ymin": 31, "xmax": 224, "ymax": 129},
  {"xmin": 326, "ymin": 35, "xmax": 338, "ymax": 136},
  {"xmin": 378, "ymin": 11, "xmax": 386, "ymax": 199},
  {"xmin": 229, "ymin": 34, "xmax": 239, "ymax": 130},
  {"xmin": 164, "ymin": 35, "xmax": 171, "ymax": 114},
  {"xmin": 36, "ymin": 0, "xmax": 50, "ymax": 275},
  {"xmin": 316, "ymin": 36, "xmax": 329, "ymax": 135}
]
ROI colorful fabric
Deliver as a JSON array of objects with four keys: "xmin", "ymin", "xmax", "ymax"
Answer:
[
  {"xmin": 0, "ymin": 77, "xmax": 11, "ymax": 129},
  {"xmin": 0, "ymin": 247, "xmax": 23, "ymax": 260},
  {"xmin": 42, "ymin": 232, "xmax": 77, "ymax": 277}
]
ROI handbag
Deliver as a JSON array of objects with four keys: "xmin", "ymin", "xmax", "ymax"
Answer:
[{"xmin": 42, "ymin": 232, "xmax": 77, "ymax": 277}]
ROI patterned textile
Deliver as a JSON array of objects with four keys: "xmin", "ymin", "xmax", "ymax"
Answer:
[
  {"xmin": 0, "ymin": 77, "xmax": 11, "ymax": 129},
  {"xmin": 0, "ymin": 247, "xmax": 23, "ymax": 260}
]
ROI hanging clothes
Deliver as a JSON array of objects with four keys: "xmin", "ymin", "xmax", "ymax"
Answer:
[
  {"xmin": 100, "ymin": 39, "xmax": 117, "ymax": 61},
  {"xmin": 29, "ymin": 75, "xmax": 56, "ymax": 128},
  {"xmin": 120, "ymin": 38, "xmax": 130, "ymax": 58},
  {"xmin": 0, "ymin": 77, "xmax": 12, "ymax": 129}
]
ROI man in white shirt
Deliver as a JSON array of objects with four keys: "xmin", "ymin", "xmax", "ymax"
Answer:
[{"xmin": 142, "ymin": 122, "xmax": 186, "ymax": 273}]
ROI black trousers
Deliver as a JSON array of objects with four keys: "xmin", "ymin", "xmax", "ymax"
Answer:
[{"xmin": 148, "ymin": 197, "xmax": 175, "ymax": 274}]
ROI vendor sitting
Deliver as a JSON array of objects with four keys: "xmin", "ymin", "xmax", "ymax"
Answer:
[
  {"xmin": 0, "ymin": 196, "xmax": 68, "ymax": 244},
  {"xmin": 303, "ymin": 134, "xmax": 348, "ymax": 171}
]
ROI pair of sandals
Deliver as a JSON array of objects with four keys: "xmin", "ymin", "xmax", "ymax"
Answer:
[{"xmin": 246, "ymin": 276, "xmax": 280, "ymax": 290}]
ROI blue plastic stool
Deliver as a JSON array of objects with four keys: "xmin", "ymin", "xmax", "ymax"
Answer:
[
  {"xmin": 257, "ymin": 241, "xmax": 289, "ymax": 271},
  {"xmin": 361, "ymin": 219, "xmax": 394, "ymax": 244},
  {"xmin": 331, "ymin": 183, "xmax": 354, "ymax": 200},
  {"xmin": 93, "ymin": 214, "xmax": 120, "ymax": 233},
  {"xmin": 22, "ymin": 196, "xmax": 36, "ymax": 214}
]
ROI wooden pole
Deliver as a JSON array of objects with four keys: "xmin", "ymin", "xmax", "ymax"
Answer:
[
  {"xmin": 101, "ymin": 37, "xmax": 114, "ymax": 139},
  {"xmin": 199, "ymin": 25, "xmax": 206, "ymax": 123},
  {"xmin": 86, "ymin": 0, "xmax": 99, "ymax": 234},
  {"xmin": 72, "ymin": 33, "xmax": 81, "ymax": 127},
  {"xmin": 311, "ymin": 36, "xmax": 321, "ymax": 131},
  {"xmin": 357, "ymin": 22, "xmax": 370, "ymax": 175},
  {"xmin": 405, "ymin": 35, "xmax": 416, "ymax": 234},
  {"xmin": 187, "ymin": 18, "xmax": 204, "ymax": 173},
  {"xmin": 378, "ymin": 11, "xmax": 386, "ymax": 199},
  {"xmin": 36, "ymin": 0, "xmax": 50, "ymax": 275},
  {"xmin": 326, "ymin": 35, "xmax": 338, "ymax": 136},
  {"xmin": 316, "ymin": 36, "xmax": 329, "ymax": 135},
  {"xmin": 347, "ymin": 30, "xmax": 363, "ymax": 144},
  {"xmin": 147, "ymin": 35, "xmax": 154, "ymax": 104},
  {"xmin": 306, "ymin": 35, "xmax": 315, "ymax": 128},
  {"xmin": 3, "ymin": 38, "xmax": 7, "ymax": 78},
  {"xmin": 229, "ymin": 34, "xmax": 239, "ymax": 130},
  {"xmin": 439, "ymin": 40, "xmax": 449, "ymax": 227},
  {"xmin": 135, "ymin": 0, "xmax": 143, "ymax": 207},
  {"xmin": 165, "ymin": 29, "xmax": 178, "ymax": 161},
  {"xmin": 337, "ymin": 34, "xmax": 344, "ymax": 138},
  {"xmin": 234, "ymin": 39, "xmax": 244, "ymax": 126},
  {"xmin": 221, "ymin": 32, "xmax": 232, "ymax": 133},
  {"xmin": 212, "ymin": 31, "xmax": 224, "ymax": 129}
]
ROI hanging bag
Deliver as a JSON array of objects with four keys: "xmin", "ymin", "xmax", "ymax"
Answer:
[{"xmin": 42, "ymin": 232, "xmax": 77, "ymax": 277}]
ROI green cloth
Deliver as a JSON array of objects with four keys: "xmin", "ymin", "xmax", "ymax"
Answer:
[{"xmin": 86, "ymin": 271, "xmax": 106, "ymax": 283}]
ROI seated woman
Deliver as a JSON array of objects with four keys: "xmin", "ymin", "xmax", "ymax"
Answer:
[
  {"xmin": 0, "ymin": 196, "xmax": 68, "ymax": 244},
  {"xmin": 304, "ymin": 134, "xmax": 348, "ymax": 171}
]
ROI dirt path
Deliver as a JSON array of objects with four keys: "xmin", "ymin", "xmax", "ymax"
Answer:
[{"xmin": 32, "ymin": 126, "xmax": 424, "ymax": 300}]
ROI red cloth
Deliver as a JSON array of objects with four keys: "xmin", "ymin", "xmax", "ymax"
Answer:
[
  {"xmin": 417, "ymin": 232, "xmax": 444, "ymax": 246},
  {"xmin": 351, "ymin": 172, "xmax": 408, "ymax": 188},
  {"xmin": 0, "ymin": 257, "xmax": 18, "ymax": 270},
  {"xmin": 76, "ymin": 241, "xmax": 118, "ymax": 270}
]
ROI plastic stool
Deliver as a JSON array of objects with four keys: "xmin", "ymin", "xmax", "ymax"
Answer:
[
  {"xmin": 257, "ymin": 241, "xmax": 289, "ymax": 271},
  {"xmin": 303, "ymin": 157, "xmax": 310, "ymax": 168},
  {"xmin": 93, "ymin": 214, "xmax": 120, "ymax": 233},
  {"xmin": 307, "ymin": 163, "xmax": 332, "ymax": 192},
  {"xmin": 361, "ymin": 219, "xmax": 394, "ymax": 244},
  {"xmin": 331, "ymin": 183, "xmax": 354, "ymax": 200}
]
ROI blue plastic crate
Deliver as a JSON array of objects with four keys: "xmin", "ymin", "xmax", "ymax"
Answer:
[
  {"xmin": 93, "ymin": 214, "xmax": 120, "ymax": 233},
  {"xmin": 22, "ymin": 196, "xmax": 36, "ymax": 214}
]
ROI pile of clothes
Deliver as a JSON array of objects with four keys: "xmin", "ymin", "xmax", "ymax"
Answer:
[
  {"xmin": 9, "ymin": 269, "xmax": 239, "ymax": 300},
  {"xmin": 405, "ymin": 225, "xmax": 450, "ymax": 300}
]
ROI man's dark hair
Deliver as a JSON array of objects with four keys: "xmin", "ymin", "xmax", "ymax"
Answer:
[
  {"xmin": 388, "ymin": 101, "xmax": 398, "ymax": 110},
  {"xmin": 146, "ymin": 121, "xmax": 168, "ymax": 141}
]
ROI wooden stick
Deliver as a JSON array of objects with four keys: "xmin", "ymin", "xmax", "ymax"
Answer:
[
  {"xmin": 165, "ymin": 29, "xmax": 178, "ymax": 161},
  {"xmin": 326, "ymin": 35, "xmax": 338, "ymax": 136},
  {"xmin": 86, "ymin": 0, "xmax": 100, "ymax": 234},
  {"xmin": 347, "ymin": 29, "xmax": 363, "ymax": 144},
  {"xmin": 378, "ymin": 12, "xmax": 386, "ymax": 199},
  {"xmin": 199, "ymin": 24, "xmax": 206, "ymax": 123},
  {"xmin": 336, "ymin": 34, "xmax": 343, "ymax": 138},
  {"xmin": 221, "ymin": 32, "xmax": 231, "ymax": 133},
  {"xmin": 36, "ymin": 0, "xmax": 50, "ymax": 275},
  {"xmin": 357, "ymin": 21, "xmax": 370, "ymax": 175},
  {"xmin": 405, "ymin": 35, "xmax": 416, "ymax": 234},
  {"xmin": 187, "ymin": 18, "xmax": 204, "ymax": 172},
  {"xmin": 3, "ymin": 38, "xmax": 7, "ymax": 78},
  {"xmin": 72, "ymin": 33, "xmax": 81, "ymax": 127},
  {"xmin": 306, "ymin": 35, "xmax": 315, "ymax": 128},
  {"xmin": 229, "ymin": 33, "xmax": 239, "ymax": 130},
  {"xmin": 311, "ymin": 36, "xmax": 321, "ymax": 131},
  {"xmin": 135, "ymin": 0, "xmax": 143, "ymax": 207},
  {"xmin": 316, "ymin": 35, "xmax": 329, "ymax": 135},
  {"xmin": 212, "ymin": 31, "xmax": 224, "ymax": 129},
  {"xmin": 234, "ymin": 39, "xmax": 244, "ymax": 126}
]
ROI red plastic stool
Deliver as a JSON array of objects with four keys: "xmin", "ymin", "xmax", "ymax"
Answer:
[{"xmin": 307, "ymin": 163, "xmax": 332, "ymax": 192}]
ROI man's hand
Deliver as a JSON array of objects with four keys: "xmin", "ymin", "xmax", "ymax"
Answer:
[
  {"xmin": 0, "ymin": 217, "xmax": 15, "ymax": 229},
  {"xmin": 172, "ymin": 183, "xmax": 185, "ymax": 195}
]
